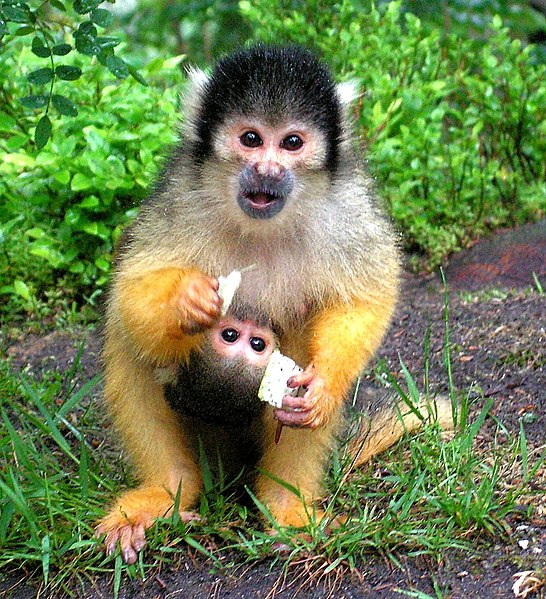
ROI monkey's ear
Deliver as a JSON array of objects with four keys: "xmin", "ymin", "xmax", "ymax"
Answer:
[
  {"xmin": 336, "ymin": 80, "xmax": 359, "ymax": 108},
  {"xmin": 182, "ymin": 67, "xmax": 211, "ymax": 138}
]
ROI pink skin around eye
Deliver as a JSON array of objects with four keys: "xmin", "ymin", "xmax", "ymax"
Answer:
[{"xmin": 209, "ymin": 316, "xmax": 276, "ymax": 367}]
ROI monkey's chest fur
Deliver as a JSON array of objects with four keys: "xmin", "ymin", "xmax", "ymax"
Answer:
[
  {"xmin": 163, "ymin": 358, "xmax": 266, "ymax": 479},
  {"xmin": 163, "ymin": 357, "xmax": 265, "ymax": 427}
]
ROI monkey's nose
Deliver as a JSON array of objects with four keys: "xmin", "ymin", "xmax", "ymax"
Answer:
[{"xmin": 254, "ymin": 161, "xmax": 286, "ymax": 179}]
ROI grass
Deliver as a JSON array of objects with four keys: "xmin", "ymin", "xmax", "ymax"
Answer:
[{"xmin": 1, "ymin": 295, "xmax": 544, "ymax": 598}]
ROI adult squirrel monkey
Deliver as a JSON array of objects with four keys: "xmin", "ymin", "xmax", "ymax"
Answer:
[{"xmin": 96, "ymin": 44, "xmax": 428, "ymax": 564}]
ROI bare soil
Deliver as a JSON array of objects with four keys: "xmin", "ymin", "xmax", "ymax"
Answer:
[{"xmin": 2, "ymin": 222, "xmax": 545, "ymax": 598}]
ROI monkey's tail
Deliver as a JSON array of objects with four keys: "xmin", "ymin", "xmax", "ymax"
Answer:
[{"xmin": 347, "ymin": 396, "xmax": 454, "ymax": 469}]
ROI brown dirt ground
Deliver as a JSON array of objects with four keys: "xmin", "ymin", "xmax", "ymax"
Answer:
[{"xmin": 1, "ymin": 222, "xmax": 545, "ymax": 598}]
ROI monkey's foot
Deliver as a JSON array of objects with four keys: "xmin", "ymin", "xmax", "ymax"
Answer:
[
  {"xmin": 96, "ymin": 510, "xmax": 200, "ymax": 564},
  {"xmin": 274, "ymin": 365, "xmax": 331, "ymax": 429},
  {"xmin": 95, "ymin": 487, "xmax": 200, "ymax": 564},
  {"xmin": 264, "ymin": 491, "xmax": 326, "ymax": 528},
  {"xmin": 267, "ymin": 509, "xmax": 348, "ymax": 552}
]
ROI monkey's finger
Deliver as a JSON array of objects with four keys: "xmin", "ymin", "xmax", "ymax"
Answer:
[
  {"xmin": 119, "ymin": 526, "xmax": 138, "ymax": 565},
  {"xmin": 179, "ymin": 510, "xmax": 203, "ymax": 523},
  {"xmin": 177, "ymin": 298, "xmax": 223, "ymax": 335},
  {"xmin": 179, "ymin": 308, "xmax": 218, "ymax": 333},
  {"xmin": 203, "ymin": 274, "xmax": 220, "ymax": 291},
  {"xmin": 287, "ymin": 367, "xmax": 314, "ymax": 388},
  {"xmin": 185, "ymin": 276, "xmax": 221, "ymax": 306},
  {"xmin": 102, "ymin": 530, "xmax": 120, "ymax": 557},
  {"xmin": 281, "ymin": 394, "xmax": 314, "ymax": 411},
  {"xmin": 131, "ymin": 523, "xmax": 147, "ymax": 554},
  {"xmin": 273, "ymin": 406, "xmax": 315, "ymax": 428}
]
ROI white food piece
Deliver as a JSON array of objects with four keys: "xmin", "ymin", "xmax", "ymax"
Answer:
[
  {"xmin": 217, "ymin": 270, "xmax": 242, "ymax": 316},
  {"xmin": 258, "ymin": 350, "xmax": 304, "ymax": 408}
]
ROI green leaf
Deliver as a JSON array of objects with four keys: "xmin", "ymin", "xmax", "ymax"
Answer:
[
  {"xmin": 0, "ymin": 112, "xmax": 16, "ymax": 130},
  {"xmin": 51, "ymin": 94, "xmax": 78, "ymax": 117},
  {"xmin": 55, "ymin": 65, "xmax": 82, "ymax": 81},
  {"xmin": 15, "ymin": 25, "xmax": 34, "ymax": 36},
  {"xmin": 29, "ymin": 244, "xmax": 65, "ymax": 267},
  {"xmin": 25, "ymin": 227, "xmax": 46, "ymax": 239},
  {"xmin": 1, "ymin": 153, "xmax": 35, "ymax": 167},
  {"xmin": 53, "ymin": 170, "xmax": 70, "ymax": 185},
  {"xmin": 95, "ymin": 256, "xmax": 110, "ymax": 272},
  {"xmin": 27, "ymin": 67, "xmax": 54, "ymax": 85},
  {"xmin": 428, "ymin": 80, "xmax": 447, "ymax": 92},
  {"xmin": 128, "ymin": 64, "xmax": 148, "ymax": 86},
  {"xmin": 79, "ymin": 20, "xmax": 97, "ymax": 35},
  {"xmin": 96, "ymin": 36, "xmax": 119, "ymax": 49},
  {"xmin": 35, "ymin": 115, "xmax": 52, "ymax": 150},
  {"xmin": 71, "ymin": 173, "xmax": 92, "ymax": 191},
  {"xmin": 49, "ymin": 0, "xmax": 66, "ymax": 10},
  {"xmin": 20, "ymin": 95, "xmax": 49, "ymax": 109},
  {"xmin": 492, "ymin": 14, "xmax": 503, "ymax": 29},
  {"xmin": 74, "ymin": 28, "xmax": 101, "ymax": 55},
  {"xmin": 105, "ymin": 55, "xmax": 128, "ymax": 79},
  {"xmin": 13, "ymin": 280, "xmax": 32, "ymax": 301},
  {"xmin": 73, "ymin": 0, "xmax": 102, "ymax": 14},
  {"xmin": 82, "ymin": 221, "xmax": 109, "ymax": 240},
  {"xmin": 69, "ymin": 262, "xmax": 84, "ymax": 274},
  {"xmin": 0, "ymin": 216, "xmax": 23, "ymax": 245},
  {"xmin": 90, "ymin": 8, "xmax": 113, "ymax": 27},
  {"xmin": 31, "ymin": 36, "xmax": 51, "ymax": 57},
  {"xmin": 2, "ymin": 6, "xmax": 30, "ymax": 24},
  {"xmin": 78, "ymin": 196, "xmax": 100, "ymax": 209},
  {"xmin": 52, "ymin": 43, "xmax": 71, "ymax": 56},
  {"xmin": 6, "ymin": 133, "xmax": 27, "ymax": 151}
]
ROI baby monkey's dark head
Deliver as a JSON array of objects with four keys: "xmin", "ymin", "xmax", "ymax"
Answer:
[
  {"xmin": 164, "ymin": 315, "xmax": 277, "ymax": 425},
  {"xmin": 186, "ymin": 45, "xmax": 353, "ymax": 225}
]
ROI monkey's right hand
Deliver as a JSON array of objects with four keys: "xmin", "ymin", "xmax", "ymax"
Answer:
[{"xmin": 168, "ymin": 271, "xmax": 222, "ymax": 337}]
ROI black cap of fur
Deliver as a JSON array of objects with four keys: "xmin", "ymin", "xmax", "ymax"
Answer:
[{"xmin": 192, "ymin": 45, "xmax": 342, "ymax": 172}]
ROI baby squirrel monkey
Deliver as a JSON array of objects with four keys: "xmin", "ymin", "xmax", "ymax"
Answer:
[{"xmin": 97, "ymin": 45, "xmax": 447, "ymax": 564}]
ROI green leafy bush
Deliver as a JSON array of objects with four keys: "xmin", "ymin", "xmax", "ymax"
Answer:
[
  {"xmin": 390, "ymin": 0, "xmax": 546, "ymax": 60},
  {"xmin": 0, "ymin": 0, "xmax": 146, "ymax": 148},
  {"xmin": 242, "ymin": 0, "xmax": 546, "ymax": 266},
  {"xmin": 116, "ymin": 0, "xmax": 251, "ymax": 66},
  {"xmin": 0, "ymin": 40, "xmax": 183, "ymax": 320}
]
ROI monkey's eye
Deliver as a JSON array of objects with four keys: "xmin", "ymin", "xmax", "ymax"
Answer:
[
  {"xmin": 250, "ymin": 336, "xmax": 266, "ymax": 353},
  {"xmin": 221, "ymin": 328, "xmax": 240, "ymax": 343},
  {"xmin": 281, "ymin": 134, "xmax": 304, "ymax": 151},
  {"xmin": 240, "ymin": 131, "xmax": 263, "ymax": 148}
]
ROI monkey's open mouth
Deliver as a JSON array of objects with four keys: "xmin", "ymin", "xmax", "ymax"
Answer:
[
  {"xmin": 238, "ymin": 189, "xmax": 286, "ymax": 220},
  {"xmin": 247, "ymin": 191, "xmax": 278, "ymax": 207}
]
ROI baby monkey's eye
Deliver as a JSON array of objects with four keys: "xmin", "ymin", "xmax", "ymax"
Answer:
[
  {"xmin": 221, "ymin": 328, "xmax": 240, "ymax": 343},
  {"xmin": 281, "ymin": 134, "xmax": 304, "ymax": 151},
  {"xmin": 250, "ymin": 336, "xmax": 266, "ymax": 353},
  {"xmin": 240, "ymin": 131, "xmax": 263, "ymax": 148}
]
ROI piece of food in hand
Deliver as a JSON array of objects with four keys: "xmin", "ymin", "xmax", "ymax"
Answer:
[
  {"xmin": 258, "ymin": 350, "xmax": 304, "ymax": 408},
  {"xmin": 217, "ymin": 270, "xmax": 242, "ymax": 316}
]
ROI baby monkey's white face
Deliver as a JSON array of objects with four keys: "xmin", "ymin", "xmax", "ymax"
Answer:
[{"xmin": 212, "ymin": 118, "xmax": 329, "ymax": 221}]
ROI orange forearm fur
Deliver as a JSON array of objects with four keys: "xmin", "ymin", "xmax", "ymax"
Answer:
[
  {"xmin": 113, "ymin": 266, "xmax": 207, "ymax": 364},
  {"xmin": 308, "ymin": 294, "xmax": 397, "ymax": 413}
]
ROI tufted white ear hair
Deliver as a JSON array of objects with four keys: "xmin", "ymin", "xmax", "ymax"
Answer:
[
  {"xmin": 181, "ymin": 67, "xmax": 211, "ymax": 139},
  {"xmin": 336, "ymin": 80, "xmax": 359, "ymax": 107}
]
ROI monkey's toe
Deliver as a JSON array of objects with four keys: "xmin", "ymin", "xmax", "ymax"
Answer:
[
  {"xmin": 96, "ymin": 509, "xmax": 155, "ymax": 564},
  {"xmin": 97, "ymin": 521, "xmax": 148, "ymax": 564},
  {"xmin": 179, "ymin": 510, "xmax": 203, "ymax": 523}
]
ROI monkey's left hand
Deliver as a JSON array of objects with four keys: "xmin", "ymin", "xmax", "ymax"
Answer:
[{"xmin": 273, "ymin": 365, "xmax": 332, "ymax": 429}]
